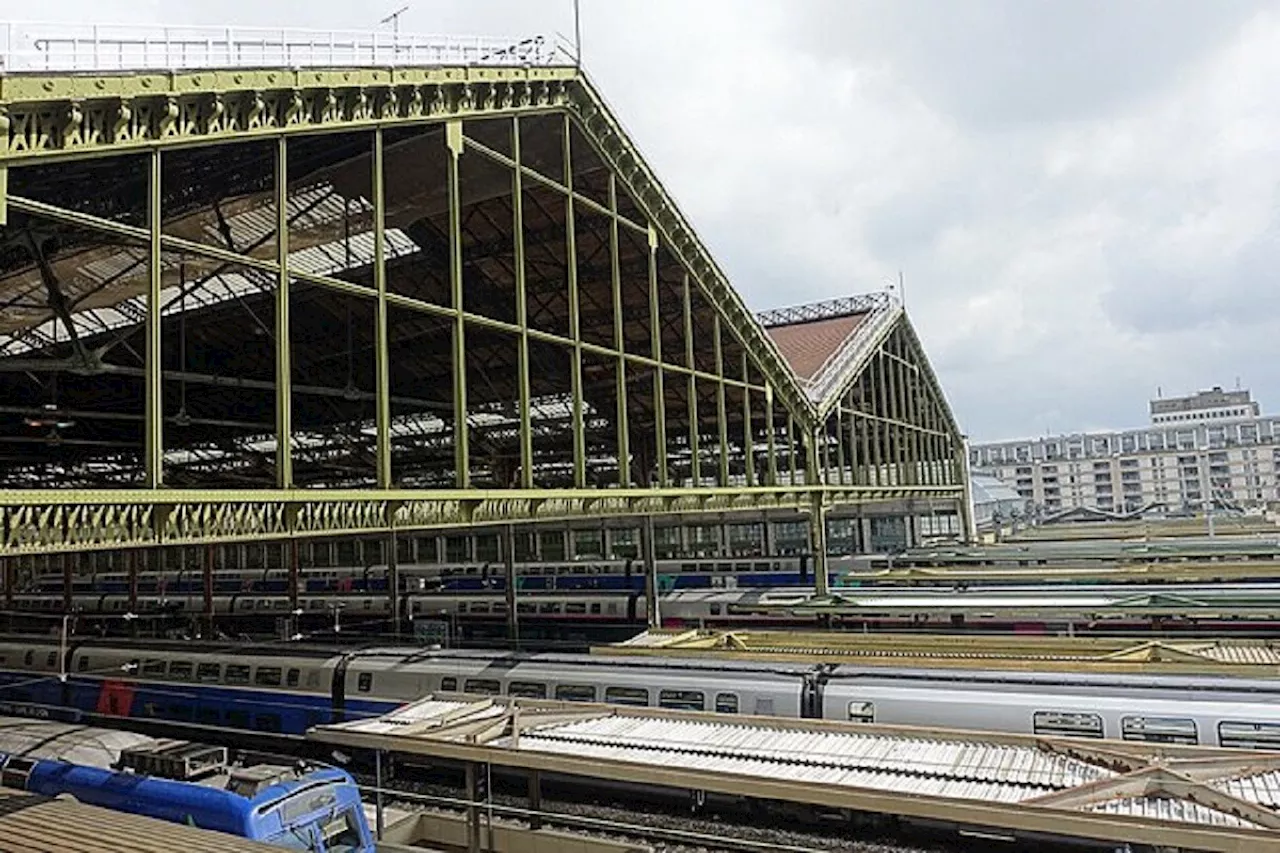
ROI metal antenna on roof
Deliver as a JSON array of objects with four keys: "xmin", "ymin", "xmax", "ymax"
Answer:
[
  {"xmin": 573, "ymin": 0, "xmax": 583, "ymax": 67},
  {"xmin": 379, "ymin": 6, "xmax": 409, "ymax": 35}
]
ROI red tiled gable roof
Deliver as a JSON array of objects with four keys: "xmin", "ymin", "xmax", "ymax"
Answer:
[{"xmin": 764, "ymin": 312, "xmax": 870, "ymax": 382}]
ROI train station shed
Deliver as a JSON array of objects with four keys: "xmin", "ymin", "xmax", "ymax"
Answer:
[{"xmin": 0, "ymin": 23, "xmax": 969, "ymax": 595}]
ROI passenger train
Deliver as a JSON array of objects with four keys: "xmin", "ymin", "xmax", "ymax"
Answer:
[
  {"xmin": 17, "ymin": 554, "xmax": 845, "ymax": 597},
  {"xmin": 12, "ymin": 579, "xmax": 1280, "ymax": 638},
  {"xmin": 1, "ymin": 638, "xmax": 1280, "ymax": 750}
]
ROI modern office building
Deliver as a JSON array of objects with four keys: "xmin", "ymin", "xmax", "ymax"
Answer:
[{"xmin": 970, "ymin": 387, "xmax": 1279, "ymax": 515}]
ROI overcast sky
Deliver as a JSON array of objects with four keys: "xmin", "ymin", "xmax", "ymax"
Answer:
[{"xmin": 24, "ymin": 1, "xmax": 1280, "ymax": 440}]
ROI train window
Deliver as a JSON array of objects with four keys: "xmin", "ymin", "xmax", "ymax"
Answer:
[
  {"xmin": 1121, "ymin": 716, "xmax": 1198, "ymax": 745},
  {"xmin": 45, "ymin": 652, "xmax": 56, "ymax": 668},
  {"xmin": 23, "ymin": 650, "xmax": 33, "ymax": 666},
  {"xmin": 197, "ymin": 663, "xmax": 222, "ymax": 683},
  {"xmin": 242, "ymin": 600, "xmax": 255, "ymax": 611},
  {"xmin": 606, "ymin": 602, "xmax": 618, "ymax": 615},
  {"xmin": 286, "ymin": 668, "xmax": 301, "ymax": 688},
  {"xmin": 492, "ymin": 603, "xmax": 507, "ymax": 614},
  {"xmin": 463, "ymin": 678, "xmax": 501, "ymax": 695},
  {"xmin": 306, "ymin": 671, "xmax": 321, "ymax": 689},
  {"xmin": 1219, "ymin": 721, "xmax": 1280, "ymax": 750},
  {"xmin": 605, "ymin": 687, "xmax": 650, "ymax": 706},
  {"xmin": 539, "ymin": 602, "xmax": 559, "ymax": 614},
  {"xmin": 225, "ymin": 664, "xmax": 251, "ymax": 685},
  {"xmin": 555, "ymin": 684, "xmax": 596, "ymax": 702},
  {"xmin": 1033, "ymin": 711, "xmax": 1104, "ymax": 739},
  {"xmin": 470, "ymin": 603, "xmax": 490, "ymax": 614},
  {"xmin": 709, "ymin": 604, "xmax": 721, "ymax": 616},
  {"xmin": 142, "ymin": 659, "xmax": 167, "ymax": 678},
  {"xmin": 255, "ymin": 667, "xmax": 282, "ymax": 687},
  {"xmin": 659, "ymin": 690, "xmax": 705, "ymax": 711},
  {"xmin": 847, "ymin": 702, "xmax": 875, "ymax": 723},
  {"xmin": 128, "ymin": 658, "xmax": 140, "ymax": 674},
  {"xmin": 227, "ymin": 710, "xmax": 250, "ymax": 728},
  {"xmin": 78, "ymin": 656, "xmax": 91, "ymax": 672},
  {"xmin": 457, "ymin": 603, "xmax": 468, "ymax": 614},
  {"xmin": 590, "ymin": 602, "xmax": 601, "ymax": 614},
  {"xmin": 517, "ymin": 603, "xmax": 535, "ymax": 614},
  {"xmin": 565, "ymin": 602, "xmax": 587, "ymax": 614},
  {"xmin": 169, "ymin": 661, "xmax": 193, "ymax": 681},
  {"xmin": 440, "ymin": 677, "xmax": 458, "ymax": 692},
  {"xmin": 358, "ymin": 673, "xmax": 374, "ymax": 693},
  {"xmin": 508, "ymin": 681, "xmax": 547, "ymax": 699},
  {"xmin": 715, "ymin": 693, "xmax": 739, "ymax": 714}
]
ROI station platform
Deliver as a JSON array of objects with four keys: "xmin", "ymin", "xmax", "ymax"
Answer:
[
  {"xmin": 0, "ymin": 786, "xmax": 280, "ymax": 853},
  {"xmin": 311, "ymin": 694, "xmax": 1280, "ymax": 852},
  {"xmin": 602, "ymin": 629, "xmax": 1280, "ymax": 675}
]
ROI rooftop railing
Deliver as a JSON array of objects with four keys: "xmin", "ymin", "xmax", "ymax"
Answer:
[{"xmin": 0, "ymin": 21, "xmax": 570, "ymax": 72}]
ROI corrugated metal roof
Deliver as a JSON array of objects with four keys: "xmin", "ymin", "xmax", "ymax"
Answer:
[
  {"xmin": 0, "ymin": 788, "xmax": 279, "ymax": 852},
  {"xmin": 314, "ymin": 693, "xmax": 1280, "ymax": 842}
]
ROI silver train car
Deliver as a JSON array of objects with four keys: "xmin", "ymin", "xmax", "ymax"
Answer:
[{"xmin": 3, "ymin": 638, "xmax": 1280, "ymax": 749}]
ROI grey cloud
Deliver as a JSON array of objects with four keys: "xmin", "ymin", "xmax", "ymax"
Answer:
[{"xmin": 783, "ymin": 0, "xmax": 1266, "ymax": 129}]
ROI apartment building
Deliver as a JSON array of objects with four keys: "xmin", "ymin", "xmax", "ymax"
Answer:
[{"xmin": 970, "ymin": 387, "xmax": 1278, "ymax": 515}]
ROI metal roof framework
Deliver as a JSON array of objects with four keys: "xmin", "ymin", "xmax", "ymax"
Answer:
[
  {"xmin": 311, "ymin": 694, "xmax": 1280, "ymax": 852},
  {"xmin": 0, "ymin": 30, "xmax": 968, "ymax": 564}
]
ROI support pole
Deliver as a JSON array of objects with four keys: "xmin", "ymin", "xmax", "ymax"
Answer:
[
  {"xmin": 683, "ymin": 274, "xmax": 700, "ymax": 486},
  {"xmin": 374, "ymin": 750, "xmax": 385, "ymax": 840},
  {"xmin": 810, "ymin": 493, "xmax": 830, "ymax": 597},
  {"xmin": 288, "ymin": 539, "xmax": 299, "ymax": 638},
  {"xmin": 61, "ymin": 554, "xmax": 71, "ymax": 616},
  {"xmin": 503, "ymin": 524, "xmax": 519, "ymax": 649},
  {"xmin": 512, "ymin": 119, "xmax": 534, "ymax": 488},
  {"xmin": 564, "ymin": 116, "xmax": 586, "ymax": 488},
  {"xmin": 275, "ymin": 135, "xmax": 294, "ymax": 487},
  {"xmin": 387, "ymin": 529, "xmax": 400, "ymax": 637},
  {"xmin": 609, "ymin": 175, "xmax": 630, "ymax": 486},
  {"xmin": 127, "ymin": 551, "xmax": 139, "ymax": 629},
  {"xmin": 465, "ymin": 762, "xmax": 481, "ymax": 853},
  {"xmin": 528, "ymin": 770, "xmax": 543, "ymax": 830},
  {"xmin": 2, "ymin": 559, "xmax": 13, "ymax": 612},
  {"xmin": 144, "ymin": 148, "xmax": 164, "ymax": 488},
  {"xmin": 203, "ymin": 544, "xmax": 214, "ymax": 637},
  {"xmin": 373, "ymin": 128, "xmax": 393, "ymax": 489},
  {"xmin": 641, "ymin": 515, "xmax": 659, "ymax": 628},
  {"xmin": 648, "ymin": 226, "xmax": 667, "ymax": 486},
  {"xmin": 446, "ymin": 121, "xmax": 470, "ymax": 487},
  {"xmin": 713, "ymin": 316, "xmax": 729, "ymax": 486}
]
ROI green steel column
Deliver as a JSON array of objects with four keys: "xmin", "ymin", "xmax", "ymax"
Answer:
[
  {"xmin": 764, "ymin": 386, "xmax": 777, "ymax": 486},
  {"xmin": 886, "ymin": 349, "xmax": 901, "ymax": 486},
  {"xmin": 373, "ymin": 129, "xmax": 393, "ymax": 489},
  {"xmin": 275, "ymin": 137, "xmax": 294, "ymax": 488},
  {"xmin": 810, "ymin": 492, "xmax": 829, "ymax": 597},
  {"xmin": 786, "ymin": 415, "xmax": 796, "ymax": 486},
  {"xmin": 740, "ymin": 351, "xmax": 754, "ymax": 487},
  {"xmin": 144, "ymin": 148, "xmax": 164, "ymax": 489},
  {"xmin": 609, "ymin": 175, "xmax": 630, "ymax": 486},
  {"xmin": 648, "ymin": 226, "xmax": 668, "ymax": 487},
  {"xmin": 511, "ymin": 119, "xmax": 534, "ymax": 488},
  {"xmin": 848, "ymin": 392, "xmax": 860, "ymax": 485},
  {"xmin": 683, "ymin": 274, "xmax": 700, "ymax": 486},
  {"xmin": 834, "ymin": 406, "xmax": 846, "ymax": 486},
  {"xmin": 563, "ymin": 116, "xmax": 585, "ymax": 488},
  {"xmin": 713, "ymin": 316, "xmax": 729, "ymax": 485},
  {"xmin": 446, "ymin": 121, "xmax": 470, "ymax": 488}
]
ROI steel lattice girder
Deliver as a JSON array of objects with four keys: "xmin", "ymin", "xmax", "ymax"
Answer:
[{"xmin": 0, "ymin": 63, "xmax": 970, "ymax": 554}]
